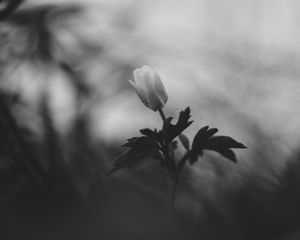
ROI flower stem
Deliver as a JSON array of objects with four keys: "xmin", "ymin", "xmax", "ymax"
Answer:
[
  {"xmin": 157, "ymin": 107, "xmax": 178, "ymax": 207},
  {"xmin": 158, "ymin": 107, "xmax": 166, "ymax": 121}
]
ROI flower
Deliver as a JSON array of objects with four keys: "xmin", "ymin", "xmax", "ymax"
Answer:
[{"xmin": 129, "ymin": 66, "xmax": 168, "ymax": 111}]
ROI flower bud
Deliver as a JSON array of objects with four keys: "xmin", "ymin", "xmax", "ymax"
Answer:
[{"xmin": 129, "ymin": 66, "xmax": 168, "ymax": 111}]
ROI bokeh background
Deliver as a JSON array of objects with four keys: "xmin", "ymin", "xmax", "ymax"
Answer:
[{"xmin": 1, "ymin": 0, "xmax": 300, "ymax": 239}]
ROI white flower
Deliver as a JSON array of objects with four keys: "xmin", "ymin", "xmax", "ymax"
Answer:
[{"xmin": 129, "ymin": 66, "xmax": 168, "ymax": 111}]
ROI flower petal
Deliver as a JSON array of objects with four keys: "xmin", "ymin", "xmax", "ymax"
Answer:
[
  {"xmin": 143, "ymin": 70, "xmax": 155, "ymax": 94},
  {"xmin": 133, "ymin": 66, "xmax": 152, "ymax": 88},
  {"xmin": 142, "ymin": 71, "xmax": 162, "ymax": 111},
  {"xmin": 141, "ymin": 65, "xmax": 153, "ymax": 72},
  {"xmin": 148, "ymin": 90, "xmax": 163, "ymax": 111},
  {"xmin": 144, "ymin": 72, "xmax": 163, "ymax": 111},
  {"xmin": 133, "ymin": 68, "xmax": 144, "ymax": 87},
  {"xmin": 153, "ymin": 72, "xmax": 168, "ymax": 105},
  {"xmin": 131, "ymin": 66, "xmax": 168, "ymax": 111},
  {"xmin": 129, "ymin": 80, "xmax": 149, "ymax": 107}
]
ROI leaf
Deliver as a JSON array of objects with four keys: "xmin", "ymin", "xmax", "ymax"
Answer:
[
  {"xmin": 204, "ymin": 136, "xmax": 247, "ymax": 149},
  {"xmin": 122, "ymin": 136, "xmax": 161, "ymax": 148},
  {"xmin": 207, "ymin": 148, "xmax": 237, "ymax": 163},
  {"xmin": 202, "ymin": 136, "xmax": 246, "ymax": 163},
  {"xmin": 140, "ymin": 128, "xmax": 163, "ymax": 143},
  {"xmin": 192, "ymin": 126, "xmax": 218, "ymax": 149},
  {"xmin": 108, "ymin": 148, "xmax": 163, "ymax": 174},
  {"xmin": 108, "ymin": 136, "xmax": 162, "ymax": 174},
  {"xmin": 122, "ymin": 137, "xmax": 139, "ymax": 147},
  {"xmin": 162, "ymin": 107, "xmax": 193, "ymax": 144},
  {"xmin": 179, "ymin": 133, "xmax": 189, "ymax": 150},
  {"xmin": 170, "ymin": 140, "xmax": 178, "ymax": 150},
  {"xmin": 140, "ymin": 128, "xmax": 155, "ymax": 137},
  {"xmin": 189, "ymin": 126, "xmax": 247, "ymax": 164},
  {"xmin": 189, "ymin": 126, "xmax": 218, "ymax": 164}
]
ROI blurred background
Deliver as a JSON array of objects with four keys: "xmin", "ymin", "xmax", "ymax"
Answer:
[{"xmin": 1, "ymin": 0, "xmax": 300, "ymax": 239}]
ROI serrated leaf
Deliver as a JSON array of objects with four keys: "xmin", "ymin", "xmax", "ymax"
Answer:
[
  {"xmin": 179, "ymin": 133, "xmax": 189, "ymax": 150},
  {"xmin": 189, "ymin": 126, "xmax": 218, "ymax": 164},
  {"xmin": 140, "ymin": 128, "xmax": 163, "ymax": 143},
  {"xmin": 122, "ymin": 136, "xmax": 160, "ymax": 149},
  {"xmin": 162, "ymin": 107, "xmax": 193, "ymax": 144},
  {"xmin": 140, "ymin": 128, "xmax": 156, "ymax": 137},
  {"xmin": 108, "ymin": 148, "xmax": 163, "ymax": 174},
  {"xmin": 108, "ymin": 136, "xmax": 162, "ymax": 174},
  {"xmin": 207, "ymin": 148, "xmax": 237, "ymax": 163},
  {"xmin": 204, "ymin": 136, "xmax": 247, "ymax": 149},
  {"xmin": 122, "ymin": 137, "xmax": 139, "ymax": 147},
  {"xmin": 192, "ymin": 126, "xmax": 218, "ymax": 149},
  {"xmin": 189, "ymin": 126, "xmax": 246, "ymax": 164}
]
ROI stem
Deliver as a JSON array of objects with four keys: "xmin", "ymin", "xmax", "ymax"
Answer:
[
  {"xmin": 157, "ymin": 107, "xmax": 178, "ymax": 207},
  {"xmin": 158, "ymin": 107, "xmax": 166, "ymax": 121}
]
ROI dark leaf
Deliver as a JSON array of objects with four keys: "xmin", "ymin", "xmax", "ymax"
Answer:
[
  {"xmin": 204, "ymin": 136, "xmax": 247, "ymax": 149},
  {"xmin": 170, "ymin": 140, "xmax": 178, "ymax": 150},
  {"xmin": 189, "ymin": 126, "xmax": 218, "ymax": 163},
  {"xmin": 189, "ymin": 126, "xmax": 246, "ymax": 164},
  {"xmin": 192, "ymin": 126, "xmax": 218, "ymax": 149},
  {"xmin": 206, "ymin": 148, "xmax": 237, "ymax": 163},
  {"xmin": 122, "ymin": 137, "xmax": 139, "ymax": 147},
  {"xmin": 140, "ymin": 128, "xmax": 163, "ymax": 143},
  {"xmin": 108, "ymin": 136, "xmax": 162, "ymax": 174},
  {"xmin": 179, "ymin": 133, "xmax": 189, "ymax": 150},
  {"xmin": 140, "ymin": 128, "xmax": 155, "ymax": 137},
  {"xmin": 124, "ymin": 136, "xmax": 160, "ymax": 150},
  {"xmin": 162, "ymin": 107, "xmax": 193, "ymax": 144},
  {"xmin": 108, "ymin": 148, "xmax": 163, "ymax": 174}
]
